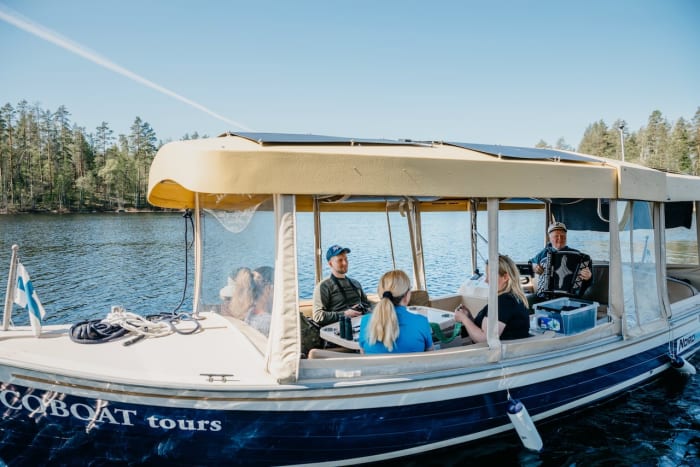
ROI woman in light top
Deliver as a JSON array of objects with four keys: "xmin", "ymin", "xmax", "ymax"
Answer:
[
  {"xmin": 359, "ymin": 270, "xmax": 433, "ymax": 354},
  {"xmin": 245, "ymin": 266, "xmax": 274, "ymax": 336},
  {"xmin": 454, "ymin": 255, "xmax": 530, "ymax": 343},
  {"xmin": 221, "ymin": 267, "xmax": 255, "ymax": 320}
]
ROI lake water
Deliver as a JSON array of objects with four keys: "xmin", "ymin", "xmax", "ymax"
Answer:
[{"xmin": 0, "ymin": 213, "xmax": 698, "ymax": 466}]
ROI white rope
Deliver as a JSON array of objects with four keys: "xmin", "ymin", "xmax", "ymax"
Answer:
[{"xmin": 104, "ymin": 308, "xmax": 173, "ymax": 339}]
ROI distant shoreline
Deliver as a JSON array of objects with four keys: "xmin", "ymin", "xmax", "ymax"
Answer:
[{"xmin": 0, "ymin": 208, "xmax": 180, "ymax": 215}]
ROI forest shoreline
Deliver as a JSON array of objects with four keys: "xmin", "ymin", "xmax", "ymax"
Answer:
[{"xmin": 0, "ymin": 207, "xmax": 175, "ymax": 215}]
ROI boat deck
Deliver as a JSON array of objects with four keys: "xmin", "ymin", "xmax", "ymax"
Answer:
[{"xmin": 0, "ymin": 312, "xmax": 276, "ymax": 389}]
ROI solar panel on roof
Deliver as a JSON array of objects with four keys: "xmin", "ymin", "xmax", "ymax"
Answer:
[
  {"xmin": 221, "ymin": 132, "xmax": 426, "ymax": 146},
  {"xmin": 445, "ymin": 142, "xmax": 600, "ymax": 163},
  {"xmin": 217, "ymin": 132, "xmax": 600, "ymax": 161}
]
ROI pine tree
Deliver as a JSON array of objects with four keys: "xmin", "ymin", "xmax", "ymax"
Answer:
[
  {"xmin": 670, "ymin": 118, "xmax": 692, "ymax": 174},
  {"xmin": 691, "ymin": 107, "xmax": 700, "ymax": 175},
  {"xmin": 94, "ymin": 121, "xmax": 114, "ymax": 206},
  {"xmin": 128, "ymin": 117, "xmax": 157, "ymax": 209},
  {"xmin": 578, "ymin": 120, "xmax": 614, "ymax": 158},
  {"xmin": 0, "ymin": 103, "xmax": 16, "ymax": 210},
  {"xmin": 641, "ymin": 110, "xmax": 670, "ymax": 170},
  {"xmin": 555, "ymin": 138, "xmax": 573, "ymax": 151}
]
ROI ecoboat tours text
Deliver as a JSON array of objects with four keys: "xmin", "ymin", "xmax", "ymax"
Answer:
[{"xmin": 1, "ymin": 384, "xmax": 222, "ymax": 432}]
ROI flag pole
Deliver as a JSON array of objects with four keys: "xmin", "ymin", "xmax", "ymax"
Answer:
[{"xmin": 3, "ymin": 244, "xmax": 19, "ymax": 331}]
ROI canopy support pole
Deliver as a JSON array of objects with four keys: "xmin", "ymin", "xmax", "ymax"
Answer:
[
  {"xmin": 313, "ymin": 197, "xmax": 322, "ymax": 284},
  {"xmin": 192, "ymin": 194, "xmax": 203, "ymax": 317},
  {"xmin": 470, "ymin": 199, "xmax": 479, "ymax": 275},
  {"xmin": 406, "ymin": 199, "xmax": 426, "ymax": 290},
  {"xmin": 486, "ymin": 198, "xmax": 500, "ymax": 350}
]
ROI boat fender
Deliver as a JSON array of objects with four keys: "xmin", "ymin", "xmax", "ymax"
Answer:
[
  {"xmin": 671, "ymin": 356, "xmax": 697, "ymax": 376},
  {"xmin": 506, "ymin": 398, "xmax": 543, "ymax": 452}
]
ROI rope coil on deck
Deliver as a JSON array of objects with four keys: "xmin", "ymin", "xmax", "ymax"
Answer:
[
  {"xmin": 104, "ymin": 309, "xmax": 174, "ymax": 338},
  {"xmin": 69, "ymin": 307, "xmax": 201, "ymax": 345}
]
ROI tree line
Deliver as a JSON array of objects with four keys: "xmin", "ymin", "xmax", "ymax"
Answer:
[
  {"xmin": 536, "ymin": 107, "xmax": 700, "ymax": 175},
  {"xmin": 0, "ymin": 100, "xmax": 205, "ymax": 213},
  {"xmin": 1, "ymin": 101, "xmax": 699, "ymax": 213}
]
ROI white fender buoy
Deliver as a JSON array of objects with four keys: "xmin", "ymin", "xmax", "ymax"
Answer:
[
  {"xmin": 506, "ymin": 398, "xmax": 543, "ymax": 452},
  {"xmin": 671, "ymin": 356, "xmax": 697, "ymax": 375}
]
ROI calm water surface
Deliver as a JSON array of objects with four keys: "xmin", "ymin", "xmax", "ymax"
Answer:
[{"xmin": 0, "ymin": 213, "xmax": 698, "ymax": 466}]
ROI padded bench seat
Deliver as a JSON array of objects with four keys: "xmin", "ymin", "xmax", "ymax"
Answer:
[{"xmin": 581, "ymin": 264, "xmax": 699, "ymax": 308}]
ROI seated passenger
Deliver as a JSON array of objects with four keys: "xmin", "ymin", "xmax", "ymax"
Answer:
[
  {"xmin": 359, "ymin": 270, "xmax": 433, "ymax": 354},
  {"xmin": 221, "ymin": 267, "xmax": 255, "ymax": 320},
  {"xmin": 530, "ymin": 222, "xmax": 592, "ymax": 302},
  {"xmin": 312, "ymin": 245, "xmax": 371, "ymax": 326},
  {"xmin": 245, "ymin": 266, "xmax": 274, "ymax": 336},
  {"xmin": 453, "ymin": 255, "xmax": 530, "ymax": 342},
  {"xmin": 218, "ymin": 283, "xmax": 234, "ymax": 314}
]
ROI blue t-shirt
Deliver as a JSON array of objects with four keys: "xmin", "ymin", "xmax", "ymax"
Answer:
[{"xmin": 359, "ymin": 306, "xmax": 433, "ymax": 354}]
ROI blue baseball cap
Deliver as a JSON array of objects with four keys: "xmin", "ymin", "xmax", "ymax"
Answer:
[{"xmin": 326, "ymin": 245, "xmax": 351, "ymax": 261}]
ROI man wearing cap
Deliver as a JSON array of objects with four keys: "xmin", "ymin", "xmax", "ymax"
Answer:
[
  {"xmin": 530, "ymin": 222, "xmax": 592, "ymax": 301},
  {"xmin": 312, "ymin": 245, "xmax": 371, "ymax": 326}
]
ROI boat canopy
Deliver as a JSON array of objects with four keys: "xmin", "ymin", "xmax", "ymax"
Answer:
[
  {"xmin": 145, "ymin": 132, "xmax": 700, "ymax": 383},
  {"xmin": 147, "ymin": 133, "xmax": 694, "ymax": 208}
]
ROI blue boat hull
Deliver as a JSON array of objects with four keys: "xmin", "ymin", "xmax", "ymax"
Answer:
[{"xmin": 1, "ymin": 337, "xmax": 697, "ymax": 466}]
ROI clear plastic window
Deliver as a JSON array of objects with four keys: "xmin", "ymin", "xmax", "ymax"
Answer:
[
  {"xmin": 296, "ymin": 210, "xmax": 415, "ymax": 299},
  {"xmin": 665, "ymin": 208, "xmax": 698, "ymax": 265},
  {"xmin": 618, "ymin": 201, "xmax": 661, "ymax": 328},
  {"xmin": 201, "ymin": 197, "xmax": 275, "ymax": 337}
]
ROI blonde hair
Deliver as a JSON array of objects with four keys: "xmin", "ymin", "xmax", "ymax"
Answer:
[
  {"xmin": 228, "ymin": 267, "xmax": 255, "ymax": 320},
  {"xmin": 489, "ymin": 255, "xmax": 528, "ymax": 306},
  {"xmin": 368, "ymin": 270, "xmax": 411, "ymax": 351}
]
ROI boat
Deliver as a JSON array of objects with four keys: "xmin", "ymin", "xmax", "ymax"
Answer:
[{"xmin": 1, "ymin": 132, "xmax": 699, "ymax": 465}]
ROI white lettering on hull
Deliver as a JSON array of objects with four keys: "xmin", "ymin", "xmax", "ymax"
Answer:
[
  {"xmin": 0, "ymin": 387, "xmax": 222, "ymax": 432},
  {"xmin": 676, "ymin": 332, "xmax": 697, "ymax": 355}
]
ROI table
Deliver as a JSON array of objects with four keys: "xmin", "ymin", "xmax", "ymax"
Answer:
[{"xmin": 319, "ymin": 306, "xmax": 455, "ymax": 351}]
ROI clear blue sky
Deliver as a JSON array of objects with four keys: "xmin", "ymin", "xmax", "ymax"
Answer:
[{"xmin": 1, "ymin": 0, "xmax": 699, "ymax": 147}]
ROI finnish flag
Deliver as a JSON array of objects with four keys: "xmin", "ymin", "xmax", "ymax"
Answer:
[{"xmin": 14, "ymin": 262, "xmax": 47, "ymax": 337}]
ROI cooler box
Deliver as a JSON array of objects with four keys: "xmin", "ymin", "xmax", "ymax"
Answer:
[{"xmin": 532, "ymin": 297, "xmax": 597, "ymax": 335}]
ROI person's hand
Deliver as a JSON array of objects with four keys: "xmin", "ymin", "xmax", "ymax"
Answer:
[
  {"xmin": 579, "ymin": 266, "xmax": 592, "ymax": 281},
  {"xmin": 344, "ymin": 308, "xmax": 362, "ymax": 318},
  {"xmin": 532, "ymin": 263, "xmax": 544, "ymax": 275},
  {"xmin": 454, "ymin": 304, "xmax": 471, "ymax": 323}
]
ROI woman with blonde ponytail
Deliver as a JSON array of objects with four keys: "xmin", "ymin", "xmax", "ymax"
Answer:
[
  {"xmin": 359, "ymin": 270, "xmax": 433, "ymax": 354},
  {"xmin": 454, "ymin": 255, "xmax": 530, "ymax": 343}
]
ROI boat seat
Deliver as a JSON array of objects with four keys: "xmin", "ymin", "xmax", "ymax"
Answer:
[
  {"xmin": 408, "ymin": 290, "xmax": 431, "ymax": 307},
  {"xmin": 307, "ymin": 348, "xmax": 362, "ymax": 359},
  {"xmin": 580, "ymin": 265, "xmax": 698, "ymax": 308},
  {"xmin": 580, "ymin": 264, "xmax": 608, "ymax": 304},
  {"xmin": 580, "ymin": 263, "xmax": 609, "ymax": 318},
  {"xmin": 429, "ymin": 294, "xmax": 463, "ymax": 313},
  {"xmin": 299, "ymin": 299, "xmax": 314, "ymax": 318},
  {"xmin": 667, "ymin": 277, "xmax": 698, "ymax": 303}
]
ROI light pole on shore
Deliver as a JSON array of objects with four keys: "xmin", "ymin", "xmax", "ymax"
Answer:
[{"xmin": 618, "ymin": 123, "xmax": 626, "ymax": 162}]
